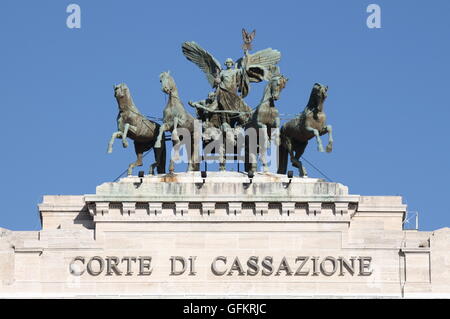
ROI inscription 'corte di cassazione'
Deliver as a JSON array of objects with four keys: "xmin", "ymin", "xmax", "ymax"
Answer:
[{"xmin": 69, "ymin": 256, "xmax": 373, "ymax": 277}]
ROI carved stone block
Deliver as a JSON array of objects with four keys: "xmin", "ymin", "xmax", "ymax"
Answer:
[
  {"xmin": 96, "ymin": 202, "xmax": 109, "ymax": 216},
  {"xmin": 335, "ymin": 202, "xmax": 349, "ymax": 215},
  {"xmin": 202, "ymin": 202, "xmax": 215, "ymax": 215},
  {"xmin": 122, "ymin": 202, "xmax": 136, "ymax": 215},
  {"xmin": 228, "ymin": 202, "xmax": 242, "ymax": 215},
  {"xmin": 175, "ymin": 202, "xmax": 189, "ymax": 216},
  {"xmin": 281, "ymin": 202, "xmax": 296, "ymax": 216},
  {"xmin": 254, "ymin": 202, "xmax": 268, "ymax": 215},
  {"xmin": 148, "ymin": 202, "xmax": 162, "ymax": 215},
  {"xmin": 308, "ymin": 202, "xmax": 322, "ymax": 215}
]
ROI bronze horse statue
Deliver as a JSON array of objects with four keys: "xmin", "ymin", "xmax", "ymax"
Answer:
[
  {"xmin": 107, "ymin": 83, "xmax": 166, "ymax": 176},
  {"xmin": 155, "ymin": 71, "xmax": 200, "ymax": 173},
  {"xmin": 245, "ymin": 72, "xmax": 288, "ymax": 173},
  {"xmin": 277, "ymin": 83, "xmax": 333, "ymax": 177}
]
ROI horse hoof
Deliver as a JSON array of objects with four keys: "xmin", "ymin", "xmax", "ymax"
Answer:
[{"xmin": 326, "ymin": 145, "xmax": 333, "ymax": 153}]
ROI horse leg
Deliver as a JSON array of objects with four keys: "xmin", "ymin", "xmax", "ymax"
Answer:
[
  {"xmin": 277, "ymin": 134, "xmax": 288, "ymax": 174},
  {"xmin": 168, "ymin": 140, "xmax": 178, "ymax": 174},
  {"xmin": 257, "ymin": 123, "xmax": 270, "ymax": 172},
  {"xmin": 294, "ymin": 142, "xmax": 308, "ymax": 177},
  {"xmin": 219, "ymin": 139, "xmax": 226, "ymax": 172},
  {"xmin": 258, "ymin": 123, "xmax": 270, "ymax": 149},
  {"xmin": 293, "ymin": 151, "xmax": 307, "ymax": 177},
  {"xmin": 122, "ymin": 123, "xmax": 130, "ymax": 148},
  {"xmin": 222, "ymin": 123, "xmax": 234, "ymax": 147},
  {"xmin": 171, "ymin": 117, "xmax": 180, "ymax": 144},
  {"xmin": 154, "ymin": 123, "xmax": 168, "ymax": 148},
  {"xmin": 107, "ymin": 131, "xmax": 122, "ymax": 154},
  {"xmin": 259, "ymin": 135, "xmax": 269, "ymax": 173},
  {"xmin": 172, "ymin": 139, "xmax": 181, "ymax": 163},
  {"xmin": 169, "ymin": 158, "xmax": 175, "ymax": 174},
  {"xmin": 274, "ymin": 117, "xmax": 281, "ymax": 145},
  {"xmin": 285, "ymin": 138, "xmax": 304, "ymax": 177},
  {"xmin": 190, "ymin": 133, "xmax": 200, "ymax": 171},
  {"xmin": 285, "ymin": 138, "xmax": 299, "ymax": 170},
  {"xmin": 127, "ymin": 150, "xmax": 143, "ymax": 176},
  {"xmin": 306, "ymin": 126, "xmax": 324, "ymax": 152},
  {"xmin": 244, "ymin": 134, "xmax": 250, "ymax": 173},
  {"xmin": 151, "ymin": 141, "xmax": 166, "ymax": 175},
  {"xmin": 245, "ymin": 134, "xmax": 257, "ymax": 174},
  {"xmin": 325, "ymin": 125, "xmax": 333, "ymax": 153}
]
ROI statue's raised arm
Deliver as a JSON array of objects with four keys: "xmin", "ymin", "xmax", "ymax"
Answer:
[{"xmin": 182, "ymin": 41, "xmax": 222, "ymax": 87}]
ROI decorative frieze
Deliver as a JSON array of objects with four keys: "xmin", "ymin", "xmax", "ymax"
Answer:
[{"xmin": 85, "ymin": 199, "xmax": 359, "ymax": 221}]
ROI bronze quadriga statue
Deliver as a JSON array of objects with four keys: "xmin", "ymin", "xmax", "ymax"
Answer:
[{"xmin": 107, "ymin": 29, "xmax": 333, "ymax": 177}]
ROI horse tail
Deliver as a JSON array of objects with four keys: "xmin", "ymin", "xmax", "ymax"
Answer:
[{"xmin": 277, "ymin": 134, "xmax": 288, "ymax": 174}]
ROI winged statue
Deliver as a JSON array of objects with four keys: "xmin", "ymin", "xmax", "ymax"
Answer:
[{"xmin": 181, "ymin": 41, "xmax": 281, "ymax": 126}]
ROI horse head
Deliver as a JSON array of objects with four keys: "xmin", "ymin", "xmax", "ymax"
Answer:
[
  {"xmin": 159, "ymin": 71, "xmax": 176, "ymax": 95},
  {"xmin": 114, "ymin": 83, "xmax": 128, "ymax": 97},
  {"xmin": 269, "ymin": 74, "xmax": 288, "ymax": 101},
  {"xmin": 312, "ymin": 83, "xmax": 328, "ymax": 102},
  {"xmin": 114, "ymin": 83, "xmax": 132, "ymax": 111}
]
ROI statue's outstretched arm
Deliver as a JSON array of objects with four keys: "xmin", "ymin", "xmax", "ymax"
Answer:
[{"xmin": 188, "ymin": 99, "xmax": 206, "ymax": 109}]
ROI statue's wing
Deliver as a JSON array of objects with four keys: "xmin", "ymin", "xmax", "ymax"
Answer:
[
  {"xmin": 182, "ymin": 41, "xmax": 221, "ymax": 87},
  {"xmin": 237, "ymin": 48, "xmax": 281, "ymax": 82},
  {"xmin": 247, "ymin": 48, "xmax": 281, "ymax": 67}
]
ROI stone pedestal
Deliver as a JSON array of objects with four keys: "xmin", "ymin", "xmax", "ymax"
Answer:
[{"xmin": 0, "ymin": 172, "xmax": 449, "ymax": 298}]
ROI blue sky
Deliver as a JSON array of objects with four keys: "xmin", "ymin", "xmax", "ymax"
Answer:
[{"xmin": 0, "ymin": 0, "xmax": 449, "ymax": 231}]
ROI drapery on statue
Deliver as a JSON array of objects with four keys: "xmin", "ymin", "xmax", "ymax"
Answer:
[
  {"xmin": 154, "ymin": 71, "xmax": 200, "ymax": 173},
  {"xmin": 107, "ymin": 83, "xmax": 166, "ymax": 175},
  {"xmin": 277, "ymin": 83, "xmax": 333, "ymax": 177},
  {"xmin": 181, "ymin": 41, "xmax": 281, "ymax": 127}
]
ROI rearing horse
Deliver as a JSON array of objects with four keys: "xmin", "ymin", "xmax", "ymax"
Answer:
[
  {"xmin": 245, "ymin": 72, "xmax": 288, "ymax": 173},
  {"xmin": 107, "ymin": 83, "xmax": 166, "ymax": 175},
  {"xmin": 155, "ymin": 71, "xmax": 200, "ymax": 173},
  {"xmin": 277, "ymin": 83, "xmax": 333, "ymax": 177}
]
